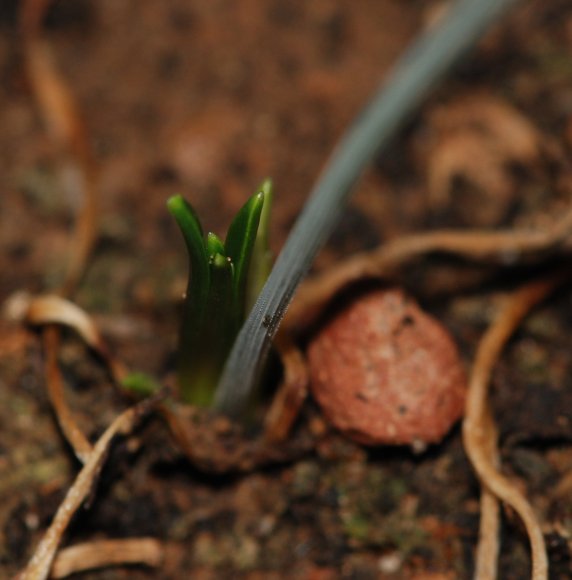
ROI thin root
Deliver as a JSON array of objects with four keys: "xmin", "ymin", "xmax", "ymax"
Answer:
[
  {"xmin": 15, "ymin": 398, "xmax": 157, "ymax": 580},
  {"xmin": 463, "ymin": 274, "xmax": 565, "ymax": 580},
  {"xmin": 285, "ymin": 216, "xmax": 572, "ymax": 334},
  {"xmin": 5, "ymin": 292, "xmax": 130, "ymax": 461},
  {"xmin": 264, "ymin": 332, "xmax": 310, "ymax": 442},
  {"xmin": 43, "ymin": 326, "xmax": 93, "ymax": 462},
  {"xmin": 20, "ymin": 0, "xmax": 99, "ymax": 297},
  {"xmin": 16, "ymin": 0, "xmax": 105, "ymax": 465}
]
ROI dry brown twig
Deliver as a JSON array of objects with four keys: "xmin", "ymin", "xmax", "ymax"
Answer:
[
  {"xmin": 43, "ymin": 326, "xmax": 93, "ymax": 462},
  {"xmin": 463, "ymin": 276, "xmax": 565, "ymax": 580},
  {"xmin": 284, "ymin": 212, "xmax": 572, "ymax": 334},
  {"xmin": 263, "ymin": 333, "xmax": 310, "ymax": 442},
  {"xmin": 50, "ymin": 538, "xmax": 163, "ymax": 579},
  {"xmin": 475, "ymin": 487, "xmax": 501, "ymax": 580}
]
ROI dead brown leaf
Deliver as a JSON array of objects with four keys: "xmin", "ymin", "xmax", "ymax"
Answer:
[{"xmin": 420, "ymin": 95, "xmax": 543, "ymax": 226}]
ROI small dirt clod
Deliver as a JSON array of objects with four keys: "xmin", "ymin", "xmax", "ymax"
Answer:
[{"xmin": 308, "ymin": 287, "xmax": 467, "ymax": 447}]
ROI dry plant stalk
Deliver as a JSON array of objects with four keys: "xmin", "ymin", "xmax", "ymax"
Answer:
[
  {"xmin": 50, "ymin": 538, "xmax": 163, "ymax": 579},
  {"xmin": 263, "ymin": 334, "xmax": 309, "ymax": 442},
  {"xmin": 475, "ymin": 488, "xmax": 501, "ymax": 580},
  {"xmin": 20, "ymin": 0, "xmax": 99, "ymax": 297},
  {"xmin": 15, "ymin": 399, "xmax": 158, "ymax": 580},
  {"xmin": 18, "ymin": 0, "xmax": 107, "ymax": 466},
  {"xmin": 43, "ymin": 326, "xmax": 93, "ymax": 462},
  {"xmin": 463, "ymin": 276, "xmax": 564, "ymax": 580},
  {"xmin": 284, "ymin": 213, "xmax": 572, "ymax": 334}
]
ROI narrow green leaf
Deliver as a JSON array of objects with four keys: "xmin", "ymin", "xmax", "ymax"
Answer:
[
  {"xmin": 121, "ymin": 372, "xmax": 161, "ymax": 397},
  {"xmin": 225, "ymin": 186, "xmax": 265, "ymax": 320},
  {"xmin": 206, "ymin": 253, "xmax": 235, "ymax": 356},
  {"xmin": 246, "ymin": 179, "xmax": 273, "ymax": 313},
  {"xmin": 167, "ymin": 195, "xmax": 210, "ymax": 310},
  {"xmin": 186, "ymin": 251, "xmax": 234, "ymax": 406},
  {"xmin": 167, "ymin": 195, "xmax": 211, "ymax": 403}
]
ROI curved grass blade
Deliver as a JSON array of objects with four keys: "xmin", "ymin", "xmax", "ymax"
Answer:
[
  {"xmin": 167, "ymin": 195, "xmax": 210, "ymax": 311},
  {"xmin": 167, "ymin": 195, "xmax": 211, "ymax": 402},
  {"xmin": 187, "ymin": 252, "xmax": 234, "ymax": 406}
]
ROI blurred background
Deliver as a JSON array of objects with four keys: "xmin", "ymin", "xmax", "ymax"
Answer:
[{"xmin": 2, "ymin": 1, "xmax": 572, "ymax": 577}]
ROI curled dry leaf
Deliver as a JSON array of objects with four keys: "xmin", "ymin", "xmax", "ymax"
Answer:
[
  {"xmin": 427, "ymin": 132, "xmax": 514, "ymax": 224},
  {"xmin": 308, "ymin": 286, "xmax": 467, "ymax": 448},
  {"xmin": 5, "ymin": 292, "xmax": 100, "ymax": 347},
  {"xmin": 420, "ymin": 95, "xmax": 543, "ymax": 226},
  {"xmin": 4, "ymin": 291, "xmax": 128, "ymax": 383},
  {"xmin": 428, "ymin": 95, "xmax": 541, "ymax": 161}
]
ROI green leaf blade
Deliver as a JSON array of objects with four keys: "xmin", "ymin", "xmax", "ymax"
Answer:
[
  {"xmin": 246, "ymin": 179, "xmax": 273, "ymax": 313},
  {"xmin": 167, "ymin": 195, "xmax": 210, "ymax": 310},
  {"xmin": 167, "ymin": 194, "xmax": 212, "ymax": 403},
  {"xmin": 225, "ymin": 184, "xmax": 266, "ymax": 319},
  {"xmin": 187, "ymin": 251, "xmax": 234, "ymax": 407}
]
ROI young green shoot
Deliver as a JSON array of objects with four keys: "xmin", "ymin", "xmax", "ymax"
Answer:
[
  {"xmin": 214, "ymin": 0, "xmax": 520, "ymax": 417},
  {"xmin": 167, "ymin": 180, "xmax": 272, "ymax": 407}
]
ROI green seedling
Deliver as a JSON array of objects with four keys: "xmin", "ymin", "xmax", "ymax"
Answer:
[
  {"xmin": 167, "ymin": 180, "xmax": 273, "ymax": 407},
  {"xmin": 215, "ymin": 0, "xmax": 519, "ymax": 416}
]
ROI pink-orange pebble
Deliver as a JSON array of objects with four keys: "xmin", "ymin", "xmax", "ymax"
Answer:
[{"xmin": 308, "ymin": 287, "xmax": 467, "ymax": 447}]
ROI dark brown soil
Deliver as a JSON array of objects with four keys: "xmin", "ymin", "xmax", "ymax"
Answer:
[{"xmin": 1, "ymin": 1, "xmax": 572, "ymax": 578}]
